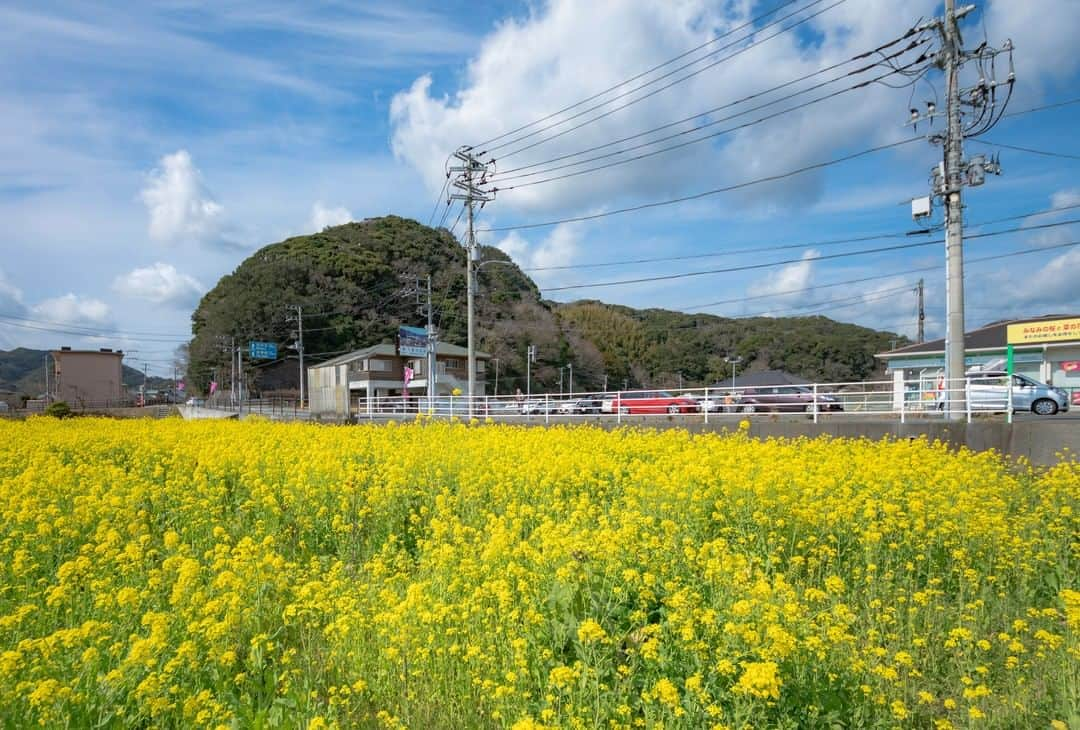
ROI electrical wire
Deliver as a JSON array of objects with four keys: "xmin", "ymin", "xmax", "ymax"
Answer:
[
  {"xmin": 518, "ymin": 200, "xmax": 1080, "ymax": 273},
  {"xmin": 471, "ymin": 0, "xmax": 807, "ymax": 150},
  {"xmin": 1002, "ymin": 96, "xmax": 1080, "ymax": 119},
  {"xmin": 541, "ymin": 217, "xmax": 1080, "ymax": 292},
  {"xmin": 970, "ymin": 139, "xmax": 1080, "ymax": 161},
  {"xmin": 490, "ymin": 37, "xmax": 927, "ymax": 179},
  {"xmin": 478, "ymin": 137, "xmax": 923, "ymax": 233},
  {"xmin": 490, "ymin": 49, "xmax": 931, "ymax": 187},
  {"xmin": 483, "ymin": 0, "xmax": 850, "ymax": 159}
]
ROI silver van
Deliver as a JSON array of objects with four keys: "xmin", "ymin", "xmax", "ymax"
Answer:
[{"xmin": 966, "ymin": 371, "xmax": 1070, "ymax": 415}]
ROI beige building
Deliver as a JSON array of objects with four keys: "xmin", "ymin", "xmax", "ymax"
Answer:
[
  {"xmin": 308, "ymin": 342, "xmax": 489, "ymax": 416},
  {"xmin": 51, "ymin": 347, "xmax": 125, "ymax": 406}
]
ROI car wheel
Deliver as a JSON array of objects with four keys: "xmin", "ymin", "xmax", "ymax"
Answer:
[
  {"xmin": 620, "ymin": 406, "xmax": 630, "ymax": 415},
  {"xmin": 667, "ymin": 404, "xmax": 680, "ymax": 414},
  {"xmin": 804, "ymin": 404, "xmax": 815, "ymax": 413},
  {"xmin": 741, "ymin": 404, "xmax": 757, "ymax": 413},
  {"xmin": 1032, "ymin": 398, "xmax": 1058, "ymax": 416}
]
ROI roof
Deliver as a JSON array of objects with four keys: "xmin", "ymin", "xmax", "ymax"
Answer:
[
  {"xmin": 877, "ymin": 313, "xmax": 1080, "ymax": 358},
  {"xmin": 308, "ymin": 341, "xmax": 491, "ymax": 370},
  {"xmin": 51, "ymin": 348, "xmax": 124, "ymax": 356},
  {"xmin": 718, "ymin": 369, "xmax": 812, "ymax": 387}
]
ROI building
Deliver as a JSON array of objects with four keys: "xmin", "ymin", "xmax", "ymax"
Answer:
[
  {"xmin": 876, "ymin": 314, "xmax": 1080, "ymax": 408},
  {"xmin": 51, "ymin": 347, "xmax": 125, "ymax": 406},
  {"xmin": 307, "ymin": 342, "xmax": 490, "ymax": 416}
]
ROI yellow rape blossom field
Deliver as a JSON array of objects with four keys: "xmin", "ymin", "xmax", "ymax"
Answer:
[{"xmin": 0, "ymin": 417, "xmax": 1077, "ymax": 729}]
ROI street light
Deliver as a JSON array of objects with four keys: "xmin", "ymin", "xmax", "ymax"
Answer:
[{"xmin": 725, "ymin": 356, "xmax": 743, "ymax": 391}]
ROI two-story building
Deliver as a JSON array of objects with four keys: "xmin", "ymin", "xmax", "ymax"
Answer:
[
  {"xmin": 50, "ymin": 347, "xmax": 125, "ymax": 406},
  {"xmin": 307, "ymin": 342, "xmax": 489, "ymax": 417}
]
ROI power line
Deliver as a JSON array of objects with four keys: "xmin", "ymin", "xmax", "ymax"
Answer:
[
  {"xmin": 541, "ymin": 217, "xmax": 1080, "ymax": 292},
  {"xmin": 488, "ymin": 0, "xmax": 855, "ymax": 160},
  {"xmin": 494, "ymin": 38, "xmax": 927, "ymax": 179},
  {"xmin": 1002, "ymin": 96, "xmax": 1080, "ymax": 119},
  {"xmin": 970, "ymin": 139, "xmax": 1080, "ymax": 161},
  {"xmin": 491, "ymin": 44, "xmax": 930, "ymax": 184},
  {"xmin": 472, "ymin": 0, "xmax": 807, "ymax": 151},
  {"xmin": 681, "ymin": 238, "xmax": 1080, "ymax": 311},
  {"xmin": 494, "ymin": 62, "xmax": 929, "ymax": 189},
  {"xmin": 479, "ymin": 137, "xmax": 922, "ymax": 233},
  {"xmin": 519, "ymin": 200, "xmax": 1080, "ymax": 273}
]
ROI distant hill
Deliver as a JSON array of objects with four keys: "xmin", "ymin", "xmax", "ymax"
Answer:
[
  {"xmin": 0, "ymin": 348, "xmax": 173, "ymax": 399},
  {"xmin": 185, "ymin": 216, "xmax": 907, "ymax": 395}
]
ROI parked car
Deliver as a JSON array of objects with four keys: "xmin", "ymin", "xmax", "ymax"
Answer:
[
  {"xmin": 688, "ymin": 392, "xmax": 742, "ymax": 413},
  {"xmin": 521, "ymin": 399, "xmax": 561, "ymax": 415},
  {"xmin": 736, "ymin": 386, "xmax": 843, "ymax": 413},
  {"xmin": 610, "ymin": 390, "xmax": 699, "ymax": 415},
  {"xmin": 966, "ymin": 371, "xmax": 1070, "ymax": 415},
  {"xmin": 557, "ymin": 397, "xmax": 604, "ymax": 414}
]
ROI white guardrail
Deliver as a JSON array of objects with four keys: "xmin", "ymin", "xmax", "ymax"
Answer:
[{"xmin": 332, "ymin": 377, "xmax": 1071, "ymax": 424}]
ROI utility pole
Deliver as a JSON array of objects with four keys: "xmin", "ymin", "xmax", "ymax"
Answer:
[
  {"xmin": 43, "ymin": 352, "xmax": 50, "ymax": 401},
  {"xmin": 287, "ymin": 305, "xmax": 306, "ymax": 407},
  {"xmin": 602, "ymin": 373, "xmax": 608, "ymax": 393},
  {"xmin": 916, "ymin": 278, "xmax": 925, "ymax": 344},
  {"xmin": 492, "ymin": 358, "xmax": 500, "ymax": 396},
  {"xmin": 567, "ymin": 363, "xmax": 573, "ymax": 397},
  {"xmin": 426, "ymin": 275, "xmax": 437, "ymax": 411},
  {"xmin": 909, "ymin": 3, "xmax": 1012, "ymax": 419},
  {"xmin": 142, "ymin": 364, "xmax": 148, "ymax": 406},
  {"xmin": 558, "ymin": 367, "xmax": 564, "ymax": 396},
  {"xmin": 448, "ymin": 147, "xmax": 496, "ymax": 417},
  {"xmin": 526, "ymin": 344, "xmax": 535, "ymax": 401}
]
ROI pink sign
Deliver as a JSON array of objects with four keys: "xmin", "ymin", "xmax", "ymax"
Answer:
[
  {"xmin": 1061, "ymin": 361, "xmax": 1080, "ymax": 373},
  {"xmin": 403, "ymin": 367, "xmax": 414, "ymax": 387}
]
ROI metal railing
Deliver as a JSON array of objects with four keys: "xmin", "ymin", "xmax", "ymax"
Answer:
[{"xmin": 325, "ymin": 377, "xmax": 1068, "ymax": 424}]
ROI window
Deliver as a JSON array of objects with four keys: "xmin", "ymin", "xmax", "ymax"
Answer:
[
  {"xmin": 369, "ymin": 359, "xmax": 392, "ymax": 372},
  {"xmin": 443, "ymin": 358, "xmax": 464, "ymax": 370}
]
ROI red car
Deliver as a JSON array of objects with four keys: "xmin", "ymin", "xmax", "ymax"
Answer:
[{"xmin": 610, "ymin": 390, "xmax": 698, "ymax": 415}]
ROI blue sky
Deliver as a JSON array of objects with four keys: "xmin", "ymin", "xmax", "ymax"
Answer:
[{"xmin": 1, "ymin": 0, "xmax": 1078, "ymax": 375}]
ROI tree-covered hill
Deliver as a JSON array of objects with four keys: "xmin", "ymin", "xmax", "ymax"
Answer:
[{"xmin": 185, "ymin": 216, "xmax": 908, "ymax": 395}]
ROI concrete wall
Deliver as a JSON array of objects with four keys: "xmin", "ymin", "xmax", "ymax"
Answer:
[{"xmin": 515, "ymin": 415, "xmax": 1077, "ymax": 467}]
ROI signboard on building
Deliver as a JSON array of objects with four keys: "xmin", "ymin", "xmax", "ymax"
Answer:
[
  {"xmin": 398, "ymin": 326, "xmax": 428, "ymax": 357},
  {"xmin": 1007, "ymin": 317, "xmax": 1080, "ymax": 345},
  {"xmin": 249, "ymin": 341, "xmax": 278, "ymax": 360}
]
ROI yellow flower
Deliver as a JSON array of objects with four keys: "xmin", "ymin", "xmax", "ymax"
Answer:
[
  {"xmin": 733, "ymin": 661, "xmax": 782, "ymax": 700},
  {"xmin": 576, "ymin": 618, "xmax": 607, "ymax": 644}
]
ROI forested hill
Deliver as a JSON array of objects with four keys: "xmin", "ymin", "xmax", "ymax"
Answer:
[{"xmin": 185, "ymin": 216, "xmax": 907, "ymax": 394}]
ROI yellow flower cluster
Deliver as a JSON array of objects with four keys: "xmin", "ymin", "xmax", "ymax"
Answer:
[{"xmin": 0, "ymin": 418, "xmax": 1076, "ymax": 728}]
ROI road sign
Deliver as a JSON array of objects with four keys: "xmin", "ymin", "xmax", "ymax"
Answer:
[
  {"xmin": 249, "ymin": 341, "xmax": 278, "ymax": 360},
  {"xmin": 398, "ymin": 326, "xmax": 428, "ymax": 357}
]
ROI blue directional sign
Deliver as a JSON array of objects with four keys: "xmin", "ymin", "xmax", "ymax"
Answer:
[{"xmin": 249, "ymin": 341, "xmax": 278, "ymax": 360}]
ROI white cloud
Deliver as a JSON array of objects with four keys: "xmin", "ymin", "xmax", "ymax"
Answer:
[
  {"xmin": 0, "ymin": 267, "xmax": 26, "ymax": 316},
  {"xmin": 140, "ymin": 150, "xmax": 225, "ymax": 245},
  {"xmin": 755, "ymin": 250, "xmax": 818, "ymax": 304},
  {"xmin": 1050, "ymin": 188, "xmax": 1080, "ymax": 210},
  {"xmin": 984, "ymin": 0, "xmax": 1080, "ymax": 86},
  {"xmin": 32, "ymin": 293, "xmax": 111, "ymax": 326},
  {"xmin": 496, "ymin": 223, "xmax": 583, "ymax": 287},
  {"xmin": 309, "ymin": 201, "xmax": 352, "ymax": 231},
  {"xmin": 390, "ymin": 0, "xmax": 942, "ymax": 215},
  {"xmin": 112, "ymin": 262, "xmax": 204, "ymax": 307}
]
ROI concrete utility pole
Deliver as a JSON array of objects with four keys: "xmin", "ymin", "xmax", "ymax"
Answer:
[
  {"xmin": 942, "ymin": 0, "xmax": 967, "ymax": 420},
  {"xmin": 492, "ymin": 358, "xmax": 500, "ymax": 395},
  {"xmin": 287, "ymin": 305, "xmax": 305, "ymax": 407},
  {"xmin": 43, "ymin": 353, "xmax": 50, "ymax": 401},
  {"xmin": 916, "ymin": 278, "xmax": 925, "ymax": 344},
  {"xmin": 448, "ymin": 147, "xmax": 496, "ymax": 416},
  {"xmin": 526, "ymin": 344, "xmax": 535, "ymax": 401},
  {"xmin": 911, "ymin": 2, "xmax": 1012, "ymax": 419},
  {"xmin": 426, "ymin": 275, "xmax": 437, "ymax": 411},
  {"xmin": 567, "ymin": 363, "xmax": 573, "ymax": 397}
]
